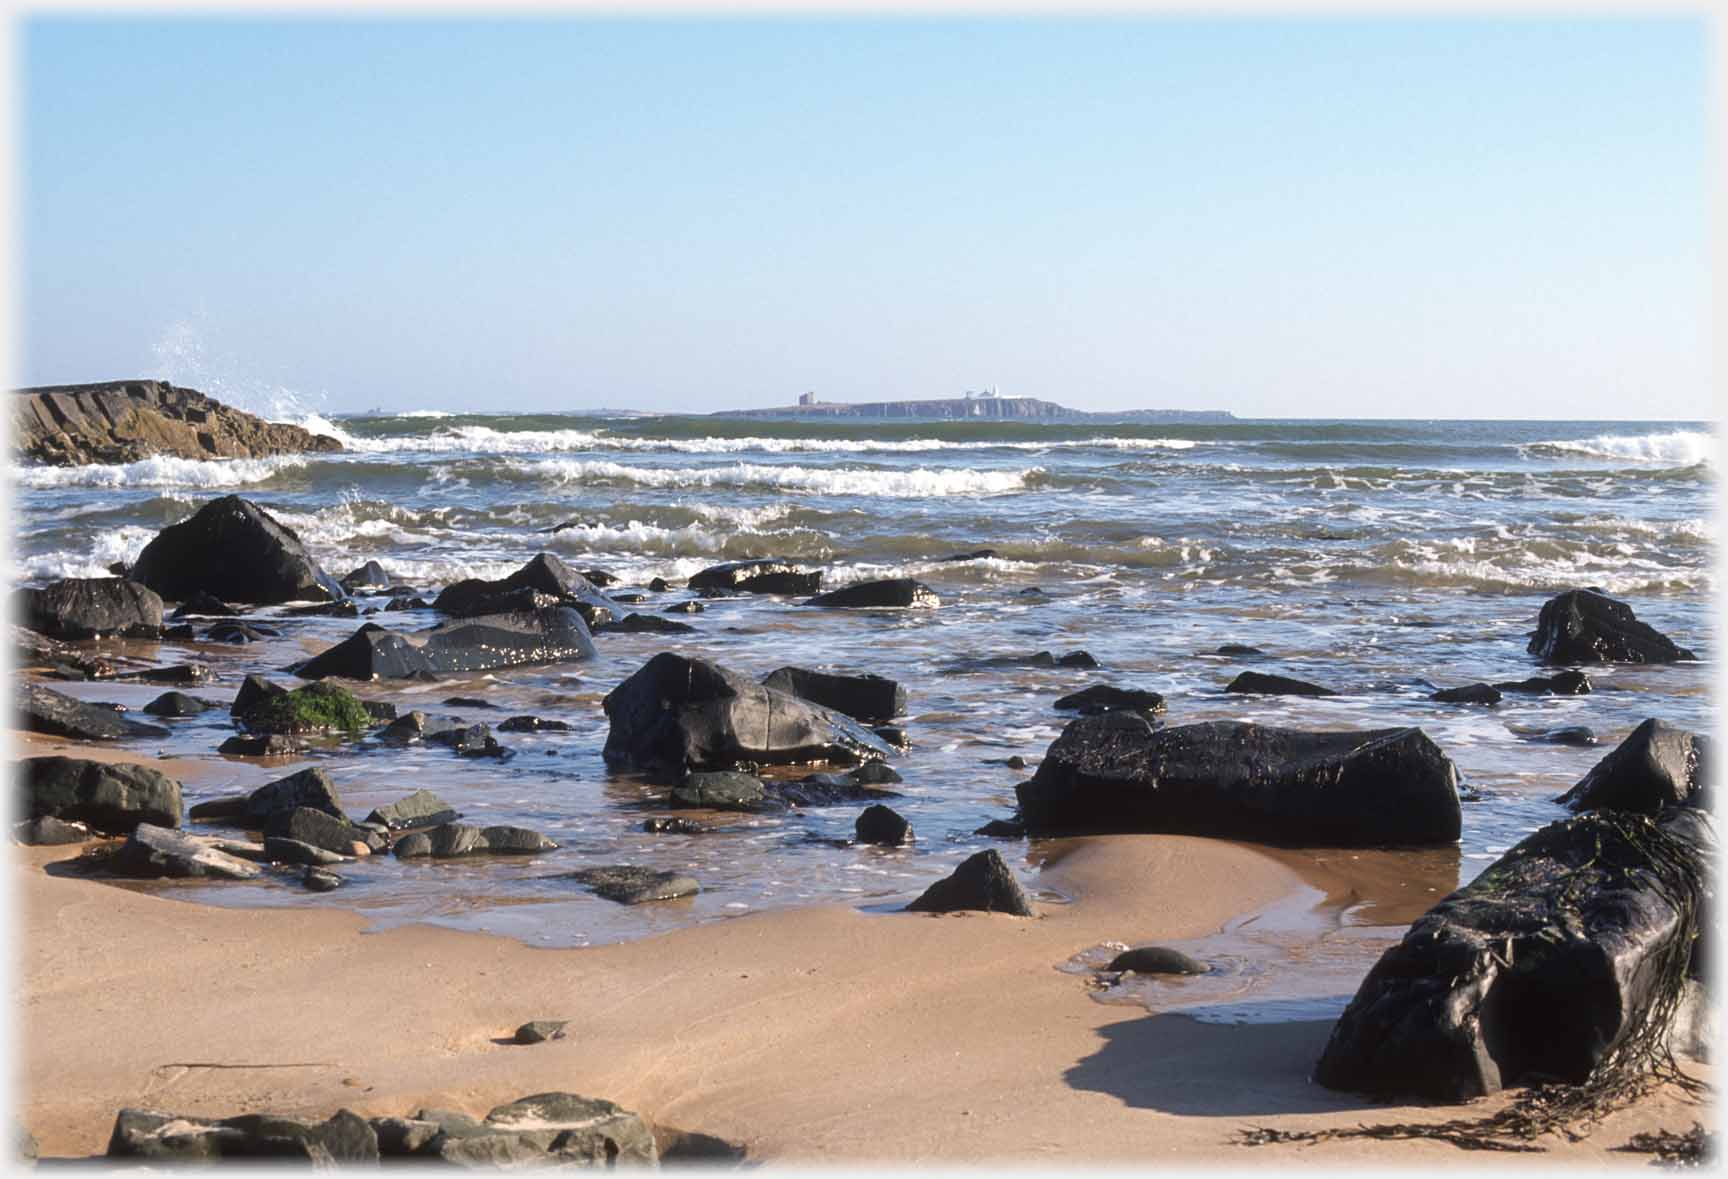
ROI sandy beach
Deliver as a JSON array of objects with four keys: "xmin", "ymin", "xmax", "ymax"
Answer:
[{"xmin": 16, "ymin": 739, "xmax": 1708, "ymax": 1167}]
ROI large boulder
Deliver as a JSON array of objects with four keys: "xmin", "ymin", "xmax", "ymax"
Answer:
[
  {"xmin": 432, "ymin": 553, "xmax": 615, "ymax": 627},
  {"xmin": 14, "ymin": 578, "xmax": 163, "ymax": 639},
  {"xmin": 1314, "ymin": 806, "xmax": 1713, "ymax": 1101},
  {"xmin": 294, "ymin": 608, "xmax": 597, "ymax": 681},
  {"xmin": 106, "ymin": 1106, "xmax": 376, "ymax": 1162},
  {"xmin": 1526, "ymin": 590, "xmax": 1696, "ymax": 664},
  {"xmin": 1556, "ymin": 719, "xmax": 1707, "ymax": 815},
  {"xmin": 760, "ymin": 666, "xmax": 907, "ymax": 724},
  {"xmin": 17, "ymin": 683, "xmax": 170, "ymax": 740},
  {"xmin": 264, "ymin": 807, "xmax": 385, "ymax": 855},
  {"xmin": 129, "ymin": 495, "xmax": 344, "ymax": 604},
  {"xmin": 23, "ymin": 756, "xmax": 183, "ymax": 832},
  {"xmin": 602, "ymin": 653, "xmax": 892, "ymax": 776},
  {"xmin": 905, "ymin": 849, "xmax": 1033, "ymax": 916},
  {"xmin": 1018, "ymin": 714, "xmax": 1461, "ymax": 846},
  {"xmin": 804, "ymin": 578, "xmax": 938, "ymax": 609},
  {"xmin": 687, "ymin": 559, "xmax": 822, "ymax": 596},
  {"xmin": 187, "ymin": 766, "xmax": 348, "ymax": 829},
  {"xmin": 365, "ymin": 789, "xmax": 459, "ymax": 830}
]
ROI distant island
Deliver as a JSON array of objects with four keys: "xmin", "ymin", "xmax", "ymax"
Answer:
[{"xmin": 713, "ymin": 390, "xmax": 1234, "ymax": 424}]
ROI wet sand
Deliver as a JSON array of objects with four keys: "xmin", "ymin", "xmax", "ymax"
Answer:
[{"xmin": 15, "ymin": 741, "xmax": 1709, "ymax": 1166}]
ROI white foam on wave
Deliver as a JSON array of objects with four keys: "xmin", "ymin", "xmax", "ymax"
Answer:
[
  {"xmin": 520, "ymin": 459, "xmax": 1042, "ymax": 497},
  {"xmin": 10, "ymin": 454, "xmax": 309, "ymax": 490},
  {"xmin": 1524, "ymin": 430, "xmax": 1715, "ymax": 467},
  {"xmin": 15, "ymin": 525, "xmax": 158, "ymax": 582}
]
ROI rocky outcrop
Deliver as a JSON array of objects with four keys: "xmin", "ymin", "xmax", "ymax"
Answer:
[
  {"xmin": 23, "ymin": 756, "xmax": 183, "ymax": 833},
  {"xmin": 13, "ymin": 380, "xmax": 342, "ymax": 467},
  {"xmin": 1556, "ymin": 719, "xmax": 1707, "ymax": 815},
  {"xmin": 14, "ymin": 578, "xmax": 163, "ymax": 639},
  {"xmin": 1314, "ymin": 806, "xmax": 1712, "ymax": 1100},
  {"xmin": 1018, "ymin": 714, "xmax": 1461, "ymax": 846},
  {"xmin": 804, "ymin": 578, "xmax": 938, "ymax": 609},
  {"xmin": 1527, "ymin": 590, "xmax": 1696, "ymax": 664},
  {"xmin": 602, "ymin": 653, "xmax": 892, "ymax": 776},
  {"xmin": 905, "ymin": 849, "xmax": 1033, "ymax": 916},
  {"xmin": 294, "ymin": 607, "xmax": 596, "ymax": 681},
  {"xmin": 129, "ymin": 495, "xmax": 344, "ymax": 604},
  {"xmin": 760, "ymin": 666, "xmax": 907, "ymax": 724},
  {"xmin": 17, "ymin": 683, "xmax": 170, "ymax": 741}
]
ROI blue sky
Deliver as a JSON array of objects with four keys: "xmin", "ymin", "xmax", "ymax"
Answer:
[{"xmin": 19, "ymin": 15, "xmax": 1710, "ymax": 419}]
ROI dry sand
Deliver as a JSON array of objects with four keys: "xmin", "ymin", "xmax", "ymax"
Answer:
[{"xmin": 14, "ymin": 742, "xmax": 1710, "ymax": 1167}]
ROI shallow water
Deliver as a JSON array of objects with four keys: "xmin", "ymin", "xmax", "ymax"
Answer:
[{"xmin": 14, "ymin": 414, "xmax": 1713, "ymax": 975}]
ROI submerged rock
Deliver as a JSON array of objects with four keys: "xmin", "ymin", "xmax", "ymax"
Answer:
[
  {"xmin": 142, "ymin": 691, "xmax": 216, "ymax": 717},
  {"xmin": 18, "ymin": 683, "xmax": 170, "ymax": 741},
  {"xmin": 1053, "ymin": 684, "xmax": 1166, "ymax": 716},
  {"xmin": 496, "ymin": 715, "xmax": 573, "ymax": 733},
  {"xmin": 670, "ymin": 771, "xmax": 771, "ymax": 812},
  {"xmin": 567, "ymin": 866, "xmax": 700, "ymax": 905},
  {"xmin": 1019, "ymin": 714, "xmax": 1461, "ymax": 846},
  {"xmin": 1526, "ymin": 589, "xmax": 1696, "ymax": 664},
  {"xmin": 432, "ymin": 553, "xmax": 617, "ymax": 628},
  {"xmin": 1224, "ymin": 670, "xmax": 1338, "ymax": 697},
  {"xmin": 760, "ymin": 666, "xmax": 907, "ymax": 724},
  {"xmin": 107, "ymin": 824, "xmax": 263, "ymax": 881},
  {"xmin": 1105, "ymin": 947, "xmax": 1208, "ymax": 975},
  {"xmin": 392, "ymin": 823, "xmax": 557, "ymax": 858},
  {"xmin": 302, "ymin": 866, "xmax": 343, "ymax": 892},
  {"xmin": 855, "ymin": 804, "xmax": 914, "ymax": 846},
  {"xmin": 294, "ymin": 607, "xmax": 597, "ymax": 681},
  {"xmin": 14, "ymin": 577, "xmax": 163, "ymax": 639},
  {"xmin": 1524, "ymin": 726, "xmax": 1599, "ymax": 747},
  {"xmin": 188, "ymin": 766, "xmax": 347, "ymax": 829},
  {"xmin": 1493, "ymin": 670, "xmax": 1593, "ymax": 695},
  {"xmin": 643, "ymin": 817, "xmax": 708, "ymax": 835},
  {"xmin": 1314, "ymin": 806, "xmax": 1713, "ymax": 1101},
  {"xmin": 217, "ymin": 733, "xmax": 303, "ymax": 757},
  {"xmin": 129, "ymin": 494, "xmax": 344, "ymax": 605},
  {"xmin": 804, "ymin": 577, "xmax": 938, "ymax": 609},
  {"xmin": 364, "ymin": 789, "xmax": 460, "ymax": 830},
  {"xmin": 1431, "ymin": 683, "xmax": 1502, "ymax": 705},
  {"xmin": 23, "ymin": 756, "xmax": 182, "ymax": 832},
  {"xmin": 687, "ymin": 559, "xmax": 822, "ymax": 596},
  {"xmin": 594, "ymin": 613, "xmax": 696, "ymax": 635},
  {"xmin": 772, "ymin": 771, "xmax": 903, "ymax": 808},
  {"xmin": 1555, "ymin": 719, "xmax": 1707, "ymax": 815},
  {"xmin": 941, "ymin": 650, "xmax": 1098, "ymax": 674},
  {"xmin": 602, "ymin": 653, "xmax": 891, "ymax": 776},
  {"xmin": 905, "ymin": 849, "xmax": 1034, "ymax": 916}
]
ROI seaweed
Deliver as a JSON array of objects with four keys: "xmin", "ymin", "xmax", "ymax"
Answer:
[
  {"xmin": 1616, "ymin": 1123, "xmax": 1714, "ymax": 1168},
  {"xmin": 241, "ymin": 682, "xmax": 372, "ymax": 735}
]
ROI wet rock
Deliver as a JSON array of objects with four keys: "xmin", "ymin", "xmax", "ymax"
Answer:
[
  {"xmin": 1053, "ymin": 684, "xmax": 1167, "ymax": 716},
  {"xmin": 231, "ymin": 674, "xmax": 288, "ymax": 716},
  {"xmin": 1432, "ymin": 683, "xmax": 1502, "ymax": 705},
  {"xmin": 1216, "ymin": 644, "xmax": 1266, "ymax": 656},
  {"xmin": 941, "ymin": 549, "xmax": 998, "ymax": 561},
  {"xmin": 364, "ymin": 789, "xmax": 460, "ymax": 830},
  {"xmin": 129, "ymin": 495, "xmax": 344, "ymax": 605},
  {"xmin": 427, "ymin": 722, "xmax": 512, "ymax": 759},
  {"xmin": 905, "ymin": 849, "xmax": 1034, "ymax": 916},
  {"xmin": 648, "ymin": 577, "xmax": 673, "ymax": 592},
  {"xmin": 1525, "ymin": 726, "xmax": 1598, "ymax": 747},
  {"xmin": 188, "ymin": 766, "xmax": 347, "ymax": 828},
  {"xmin": 294, "ymin": 607, "xmax": 597, "ymax": 681},
  {"xmin": 513, "ymin": 1020, "xmax": 568, "ymax": 1045},
  {"xmin": 643, "ymin": 817, "xmax": 707, "ymax": 834},
  {"xmin": 393, "ymin": 822, "xmax": 557, "ymax": 858},
  {"xmin": 203, "ymin": 620, "xmax": 280, "ymax": 644},
  {"xmin": 217, "ymin": 733, "xmax": 302, "ymax": 757},
  {"xmin": 23, "ymin": 756, "xmax": 182, "ymax": 832},
  {"xmin": 941, "ymin": 650, "xmax": 1098, "ymax": 674},
  {"xmin": 1106, "ymin": 947, "xmax": 1208, "ymax": 975},
  {"xmin": 582, "ymin": 568, "xmax": 619, "ymax": 587},
  {"xmin": 171, "ymin": 591, "xmax": 239, "ymax": 618},
  {"xmin": 497, "ymin": 715, "xmax": 573, "ymax": 733},
  {"xmin": 106, "ymin": 1106, "xmax": 377, "ymax": 1162},
  {"xmin": 284, "ymin": 599, "xmax": 361, "ymax": 618},
  {"xmin": 603, "ymin": 653, "xmax": 892, "ymax": 776},
  {"xmin": 1527, "ymin": 589, "xmax": 1695, "ymax": 664},
  {"xmin": 594, "ymin": 612, "xmax": 696, "ymax": 635},
  {"xmin": 663, "ymin": 599, "xmax": 705, "ymax": 614},
  {"xmin": 383, "ymin": 595, "xmax": 429, "ymax": 611},
  {"xmin": 432, "ymin": 553, "xmax": 617, "ymax": 628},
  {"xmin": 265, "ymin": 807, "xmax": 384, "ymax": 856},
  {"xmin": 108, "ymin": 824, "xmax": 263, "ymax": 880},
  {"xmin": 443, "ymin": 696, "xmax": 493, "ymax": 709},
  {"xmin": 302, "ymin": 866, "xmax": 343, "ymax": 892},
  {"xmin": 14, "ymin": 815, "xmax": 94, "ymax": 845},
  {"xmin": 14, "ymin": 577, "xmax": 163, "ymax": 639},
  {"xmin": 1006, "ymin": 755, "xmax": 1028, "ymax": 770},
  {"xmin": 263, "ymin": 836, "xmax": 348, "ymax": 867},
  {"xmin": 873, "ymin": 725, "xmax": 910, "ymax": 748},
  {"xmin": 1314, "ymin": 806, "xmax": 1713, "ymax": 1101},
  {"xmin": 761, "ymin": 666, "xmax": 908, "ymax": 725},
  {"xmin": 687, "ymin": 559, "xmax": 822, "ymax": 596},
  {"xmin": 161, "ymin": 623, "xmax": 196, "ymax": 640},
  {"xmin": 378, "ymin": 710, "xmax": 444, "ymax": 741},
  {"xmin": 855, "ymin": 804, "xmax": 914, "ymax": 846},
  {"xmin": 804, "ymin": 577, "xmax": 938, "ymax": 609},
  {"xmin": 852, "ymin": 760, "xmax": 903, "ymax": 785},
  {"xmin": 974, "ymin": 818, "xmax": 1027, "ymax": 839},
  {"xmin": 142, "ymin": 691, "xmax": 216, "ymax": 717},
  {"xmin": 237, "ymin": 680, "xmax": 373, "ymax": 735},
  {"xmin": 17, "ymin": 683, "xmax": 170, "ymax": 741},
  {"xmin": 1225, "ymin": 670, "xmax": 1338, "ymax": 697},
  {"xmin": 1059, "ymin": 651, "xmax": 1099, "ymax": 668},
  {"xmin": 1019, "ymin": 714, "xmax": 1461, "ymax": 846},
  {"xmin": 610, "ymin": 592, "xmax": 647, "ymax": 605},
  {"xmin": 772, "ymin": 771, "xmax": 903, "ymax": 808},
  {"xmin": 1493, "ymin": 670, "xmax": 1593, "ymax": 695},
  {"xmin": 370, "ymin": 1117, "xmax": 443, "ymax": 1157},
  {"xmin": 1556, "ymin": 719, "xmax": 1707, "ymax": 815},
  {"xmin": 339, "ymin": 560, "xmax": 393, "ymax": 590},
  {"xmin": 670, "ymin": 771, "xmax": 771, "ymax": 812},
  {"xmin": 111, "ymin": 663, "xmax": 213, "ymax": 686},
  {"xmin": 567, "ymin": 866, "xmax": 700, "ymax": 904}
]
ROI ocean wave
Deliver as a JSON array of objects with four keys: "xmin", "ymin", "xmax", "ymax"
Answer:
[
  {"xmin": 1522, "ymin": 430, "xmax": 1714, "ymax": 467},
  {"xmin": 9, "ymin": 454, "xmax": 309, "ymax": 489},
  {"xmin": 518, "ymin": 460, "xmax": 1044, "ymax": 497}
]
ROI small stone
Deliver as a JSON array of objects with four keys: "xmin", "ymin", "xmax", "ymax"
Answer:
[
  {"xmin": 1006, "ymin": 755, "xmax": 1028, "ymax": 770},
  {"xmin": 568, "ymin": 866, "xmax": 700, "ymax": 904},
  {"xmin": 303, "ymin": 867, "xmax": 342, "ymax": 892},
  {"xmin": 855, "ymin": 804, "xmax": 914, "ymax": 847},
  {"xmin": 512, "ymin": 1020, "xmax": 569, "ymax": 1045},
  {"xmin": 1105, "ymin": 946, "xmax": 1208, "ymax": 975}
]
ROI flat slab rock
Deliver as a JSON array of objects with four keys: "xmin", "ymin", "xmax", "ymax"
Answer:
[
  {"xmin": 107, "ymin": 823, "xmax": 264, "ymax": 881},
  {"xmin": 567, "ymin": 866, "xmax": 700, "ymax": 904},
  {"xmin": 804, "ymin": 577, "xmax": 938, "ymax": 609},
  {"xmin": 18, "ymin": 682, "xmax": 170, "ymax": 741},
  {"xmin": 760, "ymin": 665, "xmax": 907, "ymax": 724},
  {"xmin": 107, "ymin": 1107, "xmax": 375, "ymax": 1162}
]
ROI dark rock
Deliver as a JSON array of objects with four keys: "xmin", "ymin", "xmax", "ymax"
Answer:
[
  {"xmin": 643, "ymin": 817, "xmax": 707, "ymax": 834},
  {"xmin": 427, "ymin": 722, "xmax": 511, "ymax": 759},
  {"xmin": 371, "ymin": 1117, "xmax": 443, "ymax": 1157},
  {"xmin": 1527, "ymin": 589, "xmax": 1695, "ymax": 664},
  {"xmin": 432, "ymin": 553, "xmax": 616, "ymax": 627},
  {"xmin": 1106, "ymin": 947, "xmax": 1208, "ymax": 975},
  {"xmin": 942, "ymin": 651, "xmax": 1095, "ymax": 674},
  {"xmin": 392, "ymin": 822, "xmax": 556, "ymax": 858},
  {"xmin": 162, "ymin": 623, "xmax": 196, "ymax": 640},
  {"xmin": 610, "ymin": 592, "xmax": 647, "ymax": 604},
  {"xmin": 467, "ymin": 1093, "xmax": 657, "ymax": 1166},
  {"xmin": 106, "ymin": 1106, "xmax": 376, "ymax": 1162},
  {"xmin": 1216, "ymin": 644, "xmax": 1266, "ymax": 656},
  {"xmin": 761, "ymin": 666, "xmax": 908, "ymax": 725},
  {"xmin": 874, "ymin": 725, "xmax": 910, "ymax": 748},
  {"xmin": 941, "ymin": 549, "xmax": 998, "ymax": 561},
  {"xmin": 804, "ymin": 577, "xmax": 939, "ymax": 609},
  {"xmin": 851, "ymin": 760, "xmax": 903, "ymax": 785},
  {"xmin": 231, "ymin": 674, "xmax": 288, "ymax": 716},
  {"xmin": 378, "ymin": 710, "xmax": 443, "ymax": 742},
  {"xmin": 383, "ymin": 595, "xmax": 429, "ymax": 611},
  {"xmin": 855, "ymin": 804, "xmax": 914, "ymax": 846},
  {"xmin": 361, "ymin": 700, "xmax": 397, "ymax": 723},
  {"xmin": 582, "ymin": 568, "xmax": 619, "ymax": 587},
  {"xmin": 1314, "ymin": 807, "xmax": 1713, "ymax": 1100},
  {"xmin": 284, "ymin": 599, "xmax": 361, "ymax": 617},
  {"xmin": 974, "ymin": 818, "xmax": 1026, "ymax": 838},
  {"xmin": 594, "ymin": 612, "xmax": 696, "ymax": 634},
  {"xmin": 14, "ymin": 577, "xmax": 163, "ymax": 639},
  {"xmin": 302, "ymin": 866, "xmax": 342, "ymax": 892},
  {"xmin": 142, "ymin": 691, "xmax": 216, "ymax": 717},
  {"xmin": 1058, "ymin": 651, "xmax": 1098, "ymax": 668},
  {"xmin": 339, "ymin": 560, "xmax": 392, "ymax": 590},
  {"xmin": 291, "ymin": 624, "xmax": 432, "ymax": 680},
  {"xmin": 1225, "ymin": 670, "xmax": 1338, "ymax": 697},
  {"xmin": 1019, "ymin": 714, "xmax": 1461, "ymax": 846},
  {"xmin": 670, "ymin": 771, "xmax": 771, "ymax": 812},
  {"xmin": 1053, "ymin": 684, "xmax": 1167, "ymax": 716},
  {"xmin": 688, "ymin": 559, "xmax": 822, "ymax": 596},
  {"xmin": 513, "ymin": 1020, "xmax": 569, "ymax": 1045},
  {"xmin": 190, "ymin": 766, "xmax": 347, "ymax": 828},
  {"xmin": 1006, "ymin": 755, "xmax": 1028, "ymax": 770},
  {"xmin": 110, "ymin": 663, "xmax": 213, "ymax": 686},
  {"xmin": 17, "ymin": 683, "xmax": 170, "ymax": 741},
  {"xmin": 443, "ymin": 696, "xmax": 494, "ymax": 709},
  {"xmin": 263, "ymin": 836, "xmax": 347, "ymax": 867},
  {"xmin": 237, "ymin": 680, "xmax": 372, "ymax": 735},
  {"xmin": 905, "ymin": 849, "xmax": 1034, "ymax": 916},
  {"xmin": 1526, "ymin": 726, "xmax": 1599, "ymax": 747},
  {"xmin": 1432, "ymin": 683, "xmax": 1502, "ymax": 705},
  {"xmin": 295, "ymin": 607, "xmax": 597, "ymax": 681},
  {"xmin": 1493, "ymin": 670, "xmax": 1594, "ymax": 695},
  {"xmin": 772, "ymin": 772, "xmax": 903, "ymax": 808},
  {"xmin": 497, "ymin": 715, "xmax": 573, "ymax": 733},
  {"xmin": 663, "ymin": 600, "xmax": 705, "ymax": 614},
  {"xmin": 129, "ymin": 495, "xmax": 343, "ymax": 605},
  {"xmin": 203, "ymin": 620, "xmax": 279, "ymax": 644},
  {"xmin": 217, "ymin": 733, "xmax": 302, "ymax": 757},
  {"xmin": 603, "ymin": 653, "xmax": 892, "ymax": 775},
  {"xmin": 648, "ymin": 577, "xmax": 672, "ymax": 592},
  {"xmin": 108, "ymin": 824, "xmax": 264, "ymax": 880},
  {"xmin": 23, "ymin": 756, "xmax": 182, "ymax": 832},
  {"xmin": 567, "ymin": 866, "xmax": 700, "ymax": 904},
  {"xmin": 265, "ymin": 807, "xmax": 383, "ymax": 856},
  {"xmin": 365, "ymin": 789, "xmax": 460, "ymax": 830},
  {"xmin": 170, "ymin": 591, "xmax": 239, "ymax": 618},
  {"xmin": 14, "ymin": 815, "xmax": 94, "ymax": 845},
  {"xmin": 1556, "ymin": 719, "xmax": 1707, "ymax": 815}
]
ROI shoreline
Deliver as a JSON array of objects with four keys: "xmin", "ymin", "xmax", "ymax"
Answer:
[{"xmin": 16, "ymin": 741, "xmax": 1709, "ymax": 1165}]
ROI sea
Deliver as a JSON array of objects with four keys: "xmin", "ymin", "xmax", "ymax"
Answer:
[{"xmin": 11, "ymin": 413, "xmax": 1715, "ymax": 1018}]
